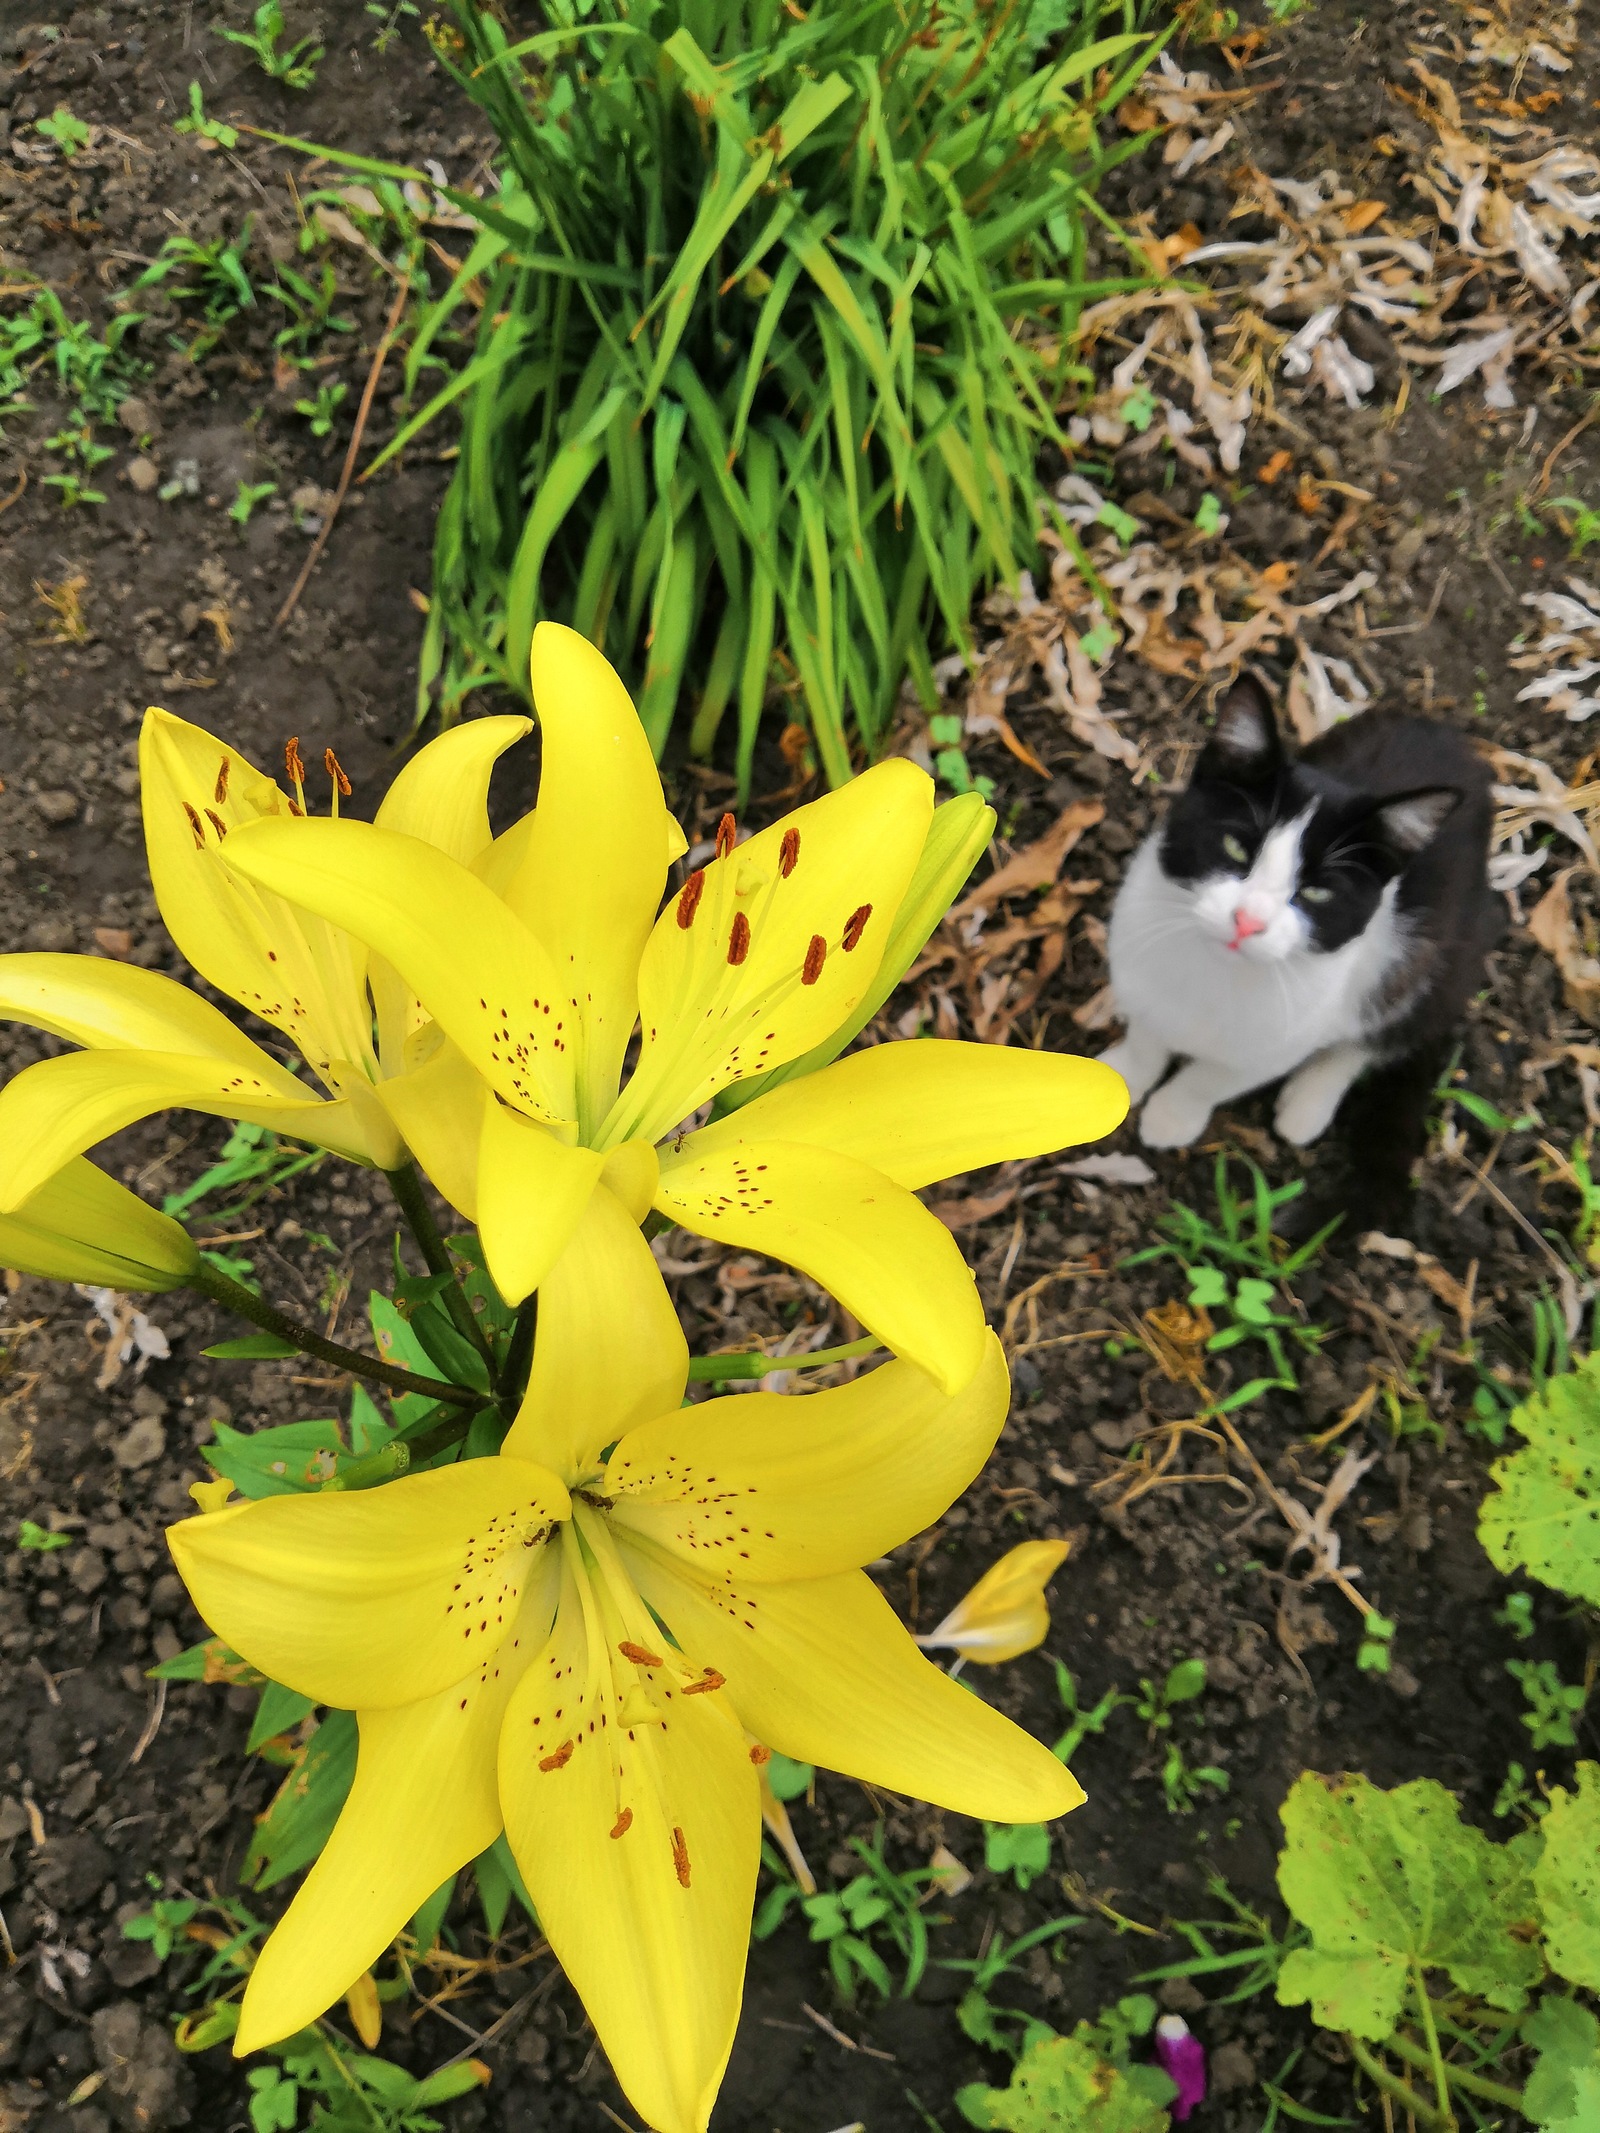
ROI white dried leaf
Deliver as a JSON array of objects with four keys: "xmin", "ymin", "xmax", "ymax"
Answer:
[
  {"xmin": 1434, "ymin": 323, "xmax": 1519, "ymax": 394},
  {"xmin": 1059, "ymin": 1153, "xmax": 1158, "ymax": 1186},
  {"xmin": 1311, "ymin": 332, "xmax": 1376, "ymax": 407}
]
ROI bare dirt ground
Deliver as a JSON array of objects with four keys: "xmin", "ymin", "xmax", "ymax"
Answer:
[{"xmin": 2, "ymin": 2, "xmax": 1598, "ymax": 2129}]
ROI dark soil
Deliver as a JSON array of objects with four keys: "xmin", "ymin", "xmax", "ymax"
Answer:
[{"xmin": 2, "ymin": 4, "xmax": 1597, "ymax": 2132}]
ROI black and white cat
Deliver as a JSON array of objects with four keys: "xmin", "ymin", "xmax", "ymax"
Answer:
[{"xmin": 1100, "ymin": 675, "xmax": 1502, "ymax": 1215}]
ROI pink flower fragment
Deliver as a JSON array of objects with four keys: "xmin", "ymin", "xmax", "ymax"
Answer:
[{"xmin": 1155, "ymin": 2014, "xmax": 1207, "ymax": 2121}]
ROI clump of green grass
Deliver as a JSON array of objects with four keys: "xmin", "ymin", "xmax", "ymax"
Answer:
[{"xmin": 327, "ymin": 0, "xmax": 1156, "ymax": 788}]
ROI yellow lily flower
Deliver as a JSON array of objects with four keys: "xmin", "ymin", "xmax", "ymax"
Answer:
[
  {"xmin": 0, "ymin": 707, "xmax": 589, "ymax": 1214},
  {"xmin": 166, "ymin": 1192, "xmax": 1081, "ymax": 2133},
  {"xmin": 915, "ymin": 1538, "xmax": 1072, "ymax": 1664},
  {"xmin": 221, "ymin": 624, "xmax": 1128, "ymax": 1390},
  {"xmin": 0, "ymin": 1155, "xmax": 201, "ymax": 1291}
]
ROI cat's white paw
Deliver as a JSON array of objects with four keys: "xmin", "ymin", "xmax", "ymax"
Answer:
[
  {"xmin": 1098, "ymin": 1039, "xmax": 1167, "ymax": 1105},
  {"xmin": 1274, "ymin": 1082, "xmax": 1338, "ymax": 1147},
  {"xmin": 1138, "ymin": 1080, "xmax": 1214, "ymax": 1150}
]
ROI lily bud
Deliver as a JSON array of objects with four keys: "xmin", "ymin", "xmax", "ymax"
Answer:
[
  {"xmin": 915, "ymin": 1538, "xmax": 1071, "ymax": 1665},
  {"xmin": 0, "ymin": 1158, "xmax": 200, "ymax": 1293}
]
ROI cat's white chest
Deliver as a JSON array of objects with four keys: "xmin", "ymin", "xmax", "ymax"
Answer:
[{"xmin": 1107, "ymin": 837, "xmax": 1388, "ymax": 1078}]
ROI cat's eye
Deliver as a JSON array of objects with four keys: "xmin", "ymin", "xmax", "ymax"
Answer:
[
  {"xmin": 1301, "ymin": 886, "xmax": 1332, "ymax": 905},
  {"xmin": 1222, "ymin": 834, "xmax": 1249, "ymax": 865}
]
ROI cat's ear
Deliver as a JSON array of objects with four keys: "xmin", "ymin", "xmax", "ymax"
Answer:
[
  {"xmin": 1194, "ymin": 674, "xmax": 1282, "ymax": 786},
  {"xmin": 1373, "ymin": 787, "xmax": 1460, "ymax": 856}
]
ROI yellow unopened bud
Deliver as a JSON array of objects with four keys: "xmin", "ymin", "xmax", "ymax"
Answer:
[
  {"xmin": 915, "ymin": 1539, "xmax": 1071, "ymax": 1665},
  {"xmin": 344, "ymin": 1970, "xmax": 382, "ymax": 2048},
  {"xmin": 188, "ymin": 1478, "xmax": 236, "ymax": 1515}
]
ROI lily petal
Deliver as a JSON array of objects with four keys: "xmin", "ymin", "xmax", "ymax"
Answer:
[
  {"xmin": 224, "ymin": 816, "xmax": 576, "ymax": 1126},
  {"xmin": 0, "ymin": 1157, "xmax": 199, "ymax": 1291},
  {"xmin": 373, "ymin": 714, "xmax": 533, "ymax": 865},
  {"xmin": 624, "ymin": 1553, "xmax": 1084, "ymax": 1826},
  {"xmin": 653, "ymin": 1138, "xmax": 985, "ymax": 1394},
  {"xmin": 917, "ymin": 1539, "xmax": 1072, "ymax": 1664},
  {"xmin": 608, "ymin": 760, "xmax": 932, "ymax": 1143},
  {"xmin": 375, "ymin": 1039, "xmax": 488, "ymax": 1222},
  {"xmin": 237, "ymin": 1545, "xmax": 556, "ymax": 2053},
  {"xmin": 686, "ymin": 1041, "xmax": 1129, "ymax": 1190},
  {"xmin": 502, "ymin": 1182, "xmax": 687, "ymax": 1477},
  {"xmin": 140, "ymin": 711, "xmax": 376, "ymax": 1076},
  {"xmin": 475, "ymin": 1103, "xmax": 604, "ymax": 1307},
  {"xmin": 0, "ymin": 952, "xmax": 291, "ymax": 1067},
  {"xmin": 503, "ymin": 626, "xmax": 670, "ymax": 1137},
  {"xmin": 0, "ymin": 1049, "xmax": 378, "ymax": 1212},
  {"xmin": 607, "ymin": 1337, "xmax": 1007, "ymax": 1579},
  {"xmin": 166, "ymin": 1461, "xmax": 569, "ymax": 1712},
  {"xmin": 499, "ymin": 1534, "xmax": 756, "ymax": 2133}
]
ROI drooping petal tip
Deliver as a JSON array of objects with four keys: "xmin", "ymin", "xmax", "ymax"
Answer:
[{"xmin": 916, "ymin": 1538, "xmax": 1072, "ymax": 1664}]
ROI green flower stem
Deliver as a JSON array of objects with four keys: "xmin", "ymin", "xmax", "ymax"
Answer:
[
  {"xmin": 385, "ymin": 1161, "xmax": 496, "ymax": 1371},
  {"xmin": 1345, "ymin": 2038, "xmax": 1453, "ymax": 2131},
  {"xmin": 190, "ymin": 1258, "xmax": 480, "ymax": 1410},
  {"xmin": 1409, "ymin": 1960, "xmax": 1456, "ymax": 2127},
  {"xmin": 496, "ymin": 1293, "xmax": 538, "ymax": 1410},
  {"xmin": 1386, "ymin": 2030, "xmax": 1525, "ymax": 2112}
]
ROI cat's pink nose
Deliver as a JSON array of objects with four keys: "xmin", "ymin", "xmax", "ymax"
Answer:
[{"xmin": 1229, "ymin": 909, "xmax": 1266, "ymax": 947}]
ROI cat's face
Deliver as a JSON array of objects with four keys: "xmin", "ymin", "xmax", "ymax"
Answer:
[{"xmin": 1158, "ymin": 680, "xmax": 1458, "ymax": 963}]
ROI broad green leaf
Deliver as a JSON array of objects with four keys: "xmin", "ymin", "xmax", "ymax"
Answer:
[
  {"xmin": 205, "ymin": 1418, "xmax": 345, "ymax": 1499},
  {"xmin": 243, "ymin": 1711, "xmax": 357, "ymax": 1890},
  {"xmin": 955, "ymin": 2030, "xmax": 1173, "ymax": 2132},
  {"xmin": 1275, "ymin": 1773, "xmax": 1543, "ymax": 2038},
  {"xmin": 1523, "ymin": 1997, "xmax": 1600, "ymax": 2130},
  {"xmin": 247, "ymin": 1679, "xmax": 317, "ymax": 1755},
  {"xmin": 148, "ymin": 1636, "xmax": 263, "ymax": 1687},
  {"xmin": 1478, "ymin": 1354, "xmax": 1600, "ymax": 1606},
  {"xmin": 1534, "ymin": 1762, "xmax": 1600, "ymax": 1991}
]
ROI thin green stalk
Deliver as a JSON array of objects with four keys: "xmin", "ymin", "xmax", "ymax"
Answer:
[
  {"xmin": 1386, "ymin": 2031, "xmax": 1525, "ymax": 2113},
  {"xmin": 1410, "ymin": 1961, "xmax": 1458, "ymax": 2129},
  {"xmin": 385, "ymin": 1161, "xmax": 496, "ymax": 1369},
  {"xmin": 190, "ymin": 1259, "xmax": 479, "ymax": 1410},
  {"xmin": 1345, "ymin": 2037, "xmax": 1451, "ymax": 2131},
  {"xmin": 497, "ymin": 1294, "xmax": 539, "ymax": 1410}
]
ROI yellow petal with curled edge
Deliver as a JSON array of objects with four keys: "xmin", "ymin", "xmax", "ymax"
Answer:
[
  {"xmin": 475, "ymin": 1103, "xmax": 604, "ymax": 1307},
  {"xmin": 607, "ymin": 1336, "xmax": 1007, "ymax": 1581},
  {"xmin": 140, "ymin": 710, "xmax": 376, "ymax": 1076},
  {"xmin": 235, "ymin": 1548, "xmax": 555, "ymax": 2056},
  {"xmin": 0, "ymin": 1050, "xmax": 380, "ymax": 1213},
  {"xmin": 717, "ymin": 790, "xmax": 994, "ymax": 1114},
  {"xmin": 499, "ymin": 1531, "xmax": 757, "ymax": 2133},
  {"xmin": 624, "ymin": 1552, "xmax": 1084, "ymax": 1825},
  {"xmin": 0, "ymin": 1156, "xmax": 200, "ymax": 1292},
  {"xmin": 166, "ymin": 1458, "xmax": 569, "ymax": 1713},
  {"xmin": 373, "ymin": 714, "xmax": 532, "ymax": 864},
  {"xmin": 914, "ymin": 1539, "xmax": 1072, "ymax": 1664},
  {"xmin": 0, "ymin": 952, "xmax": 292, "ymax": 1066},
  {"xmin": 223, "ymin": 816, "xmax": 576, "ymax": 1126},
  {"xmin": 501, "ymin": 626, "xmax": 670, "ymax": 1137},
  {"xmin": 652, "ymin": 1138, "xmax": 984, "ymax": 1394},
  {"xmin": 502, "ymin": 1182, "xmax": 687, "ymax": 1478},
  {"xmin": 374, "ymin": 1039, "xmax": 488, "ymax": 1222},
  {"xmin": 686, "ymin": 1041, "xmax": 1128, "ymax": 1191},
  {"xmin": 606, "ymin": 759, "xmax": 933, "ymax": 1145}
]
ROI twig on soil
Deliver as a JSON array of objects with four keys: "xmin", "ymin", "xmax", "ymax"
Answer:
[
  {"xmin": 1533, "ymin": 399, "xmax": 1600, "ymax": 499},
  {"xmin": 801, "ymin": 2003, "xmax": 896, "ymax": 2062},
  {"xmin": 274, "ymin": 275, "xmax": 410, "ymax": 629},
  {"xmin": 1210, "ymin": 1412, "xmax": 1377, "ymax": 1621},
  {"xmin": 127, "ymin": 1678, "xmax": 166, "ymax": 1768},
  {"xmin": 29, "ymin": 1654, "xmax": 61, "ymax": 1707},
  {"xmin": 0, "ymin": 469, "xmax": 26, "ymax": 518},
  {"xmin": 1360, "ymin": 568, "xmax": 1450, "ymax": 639}
]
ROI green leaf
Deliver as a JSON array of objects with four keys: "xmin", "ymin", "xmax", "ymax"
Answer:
[
  {"xmin": 148, "ymin": 1636, "xmax": 263, "ymax": 1686},
  {"xmin": 1163, "ymin": 1659, "xmax": 1207, "ymax": 1705},
  {"xmin": 206, "ymin": 1417, "xmax": 345, "ymax": 1499},
  {"xmin": 411, "ymin": 1872, "xmax": 455, "ymax": 1954},
  {"xmin": 1523, "ymin": 1996, "xmax": 1600, "ymax": 2130},
  {"xmin": 243, "ymin": 1711, "xmax": 358, "ymax": 1889},
  {"xmin": 413, "ymin": 2060, "xmax": 492, "ymax": 2107},
  {"xmin": 1478, "ymin": 1353, "xmax": 1600, "ymax": 1606},
  {"xmin": 17, "ymin": 1519, "xmax": 71, "ymax": 1552},
  {"xmin": 201, "ymin": 1333, "xmax": 300, "ymax": 1360},
  {"xmin": 984, "ymin": 1822, "xmax": 1052, "ymax": 1892},
  {"xmin": 1534, "ymin": 1762, "xmax": 1600, "ymax": 1991},
  {"xmin": 764, "ymin": 1752, "xmax": 814, "ymax": 1803},
  {"xmin": 246, "ymin": 1680, "xmax": 317, "ymax": 1755},
  {"xmin": 1274, "ymin": 1772, "xmax": 1543, "ymax": 2039},
  {"xmin": 1186, "ymin": 1265, "xmax": 1229, "ymax": 1309},
  {"xmin": 955, "ymin": 2030, "xmax": 1174, "ymax": 2132}
]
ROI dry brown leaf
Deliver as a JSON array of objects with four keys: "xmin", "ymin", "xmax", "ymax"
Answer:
[
  {"xmin": 928, "ymin": 1182, "xmax": 1020, "ymax": 1230},
  {"xmin": 1341, "ymin": 200, "xmax": 1388, "ymax": 234},
  {"xmin": 950, "ymin": 799, "xmax": 1104, "ymax": 917},
  {"xmin": 1528, "ymin": 867, "xmax": 1600, "ymax": 1024}
]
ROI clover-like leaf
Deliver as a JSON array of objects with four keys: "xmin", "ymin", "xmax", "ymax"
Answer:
[
  {"xmin": 1274, "ymin": 1773, "xmax": 1543, "ymax": 2040},
  {"xmin": 1523, "ymin": 1996, "xmax": 1600, "ymax": 2131},
  {"xmin": 1534, "ymin": 1762, "xmax": 1600, "ymax": 1992},
  {"xmin": 955, "ymin": 2030, "xmax": 1174, "ymax": 2133},
  {"xmin": 1477, "ymin": 1353, "xmax": 1600, "ymax": 1606}
]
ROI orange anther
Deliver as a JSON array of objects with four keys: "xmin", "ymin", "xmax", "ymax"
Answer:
[
  {"xmin": 843, "ymin": 904, "xmax": 872, "ymax": 951},
  {"xmin": 610, "ymin": 1808, "xmax": 634, "ymax": 1840},
  {"xmin": 284, "ymin": 737, "xmax": 306, "ymax": 790},
  {"xmin": 801, "ymin": 934, "xmax": 826, "ymax": 985},
  {"xmin": 680, "ymin": 1669, "xmax": 725, "ymax": 1696},
  {"xmin": 715, "ymin": 812, "xmax": 736, "ymax": 859},
  {"xmin": 779, "ymin": 828, "xmax": 800, "ymax": 877},
  {"xmin": 671, "ymin": 1826, "xmax": 691, "ymax": 1888},
  {"xmin": 323, "ymin": 747, "xmax": 352, "ymax": 798},
  {"xmin": 182, "ymin": 802, "xmax": 205, "ymax": 849},
  {"xmin": 676, "ymin": 869, "xmax": 706, "ymax": 929},
  {"xmin": 748, "ymin": 1743, "xmax": 771, "ymax": 1766},
  {"xmin": 214, "ymin": 756, "xmax": 231, "ymax": 806},
  {"xmin": 727, "ymin": 912, "xmax": 751, "ymax": 966},
  {"xmin": 539, "ymin": 1740, "xmax": 575, "ymax": 1772},
  {"xmin": 619, "ymin": 1641, "xmax": 663, "ymax": 1668},
  {"xmin": 205, "ymin": 810, "xmax": 228, "ymax": 840}
]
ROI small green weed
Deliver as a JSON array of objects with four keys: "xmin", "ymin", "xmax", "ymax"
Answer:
[
  {"xmin": 173, "ymin": 81, "xmax": 239, "ymax": 148},
  {"xmin": 17, "ymin": 1520, "xmax": 71, "ymax": 1552},
  {"xmin": 366, "ymin": 0, "xmax": 420, "ymax": 53},
  {"xmin": 1492, "ymin": 1761, "xmax": 1545, "ymax": 1822},
  {"xmin": 1549, "ymin": 495, "xmax": 1600, "ymax": 560},
  {"xmin": 215, "ymin": 2, "xmax": 324, "ymax": 88},
  {"xmin": 756, "ymin": 1833, "xmax": 942, "ymax": 2002},
  {"xmin": 1160, "ymin": 1742, "xmax": 1229, "ymax": 1816},
  {"xmin": 1496, "ymin": 1590, "xmax": 1536, "ymax": 1640},
  {"xmin": 163, "ymin": 1120, "xmax": 325, "ymax": 1226},
  {"xmin": 36, "ymin": 107, "xmax": 91, "ymax": 157},
  {"xmin": 1136, "ymin": 1656, "xmax": 1207, "ymax": 1734},
  {"xmin": 122, "ymin": 1896, "xmax": 201, "ymax": 1961},
  {"xmin": 940, "ymin": 1915, "xmax": 1083, "ymax": 2057},
  {"xmin": 955, "ymin": 1993, "xmax": 1177, "ymax": 2129},
  {"xmin": 229, "ymin": 479, "xmax": 278, "ymax": 527},
  {"xmin": 264, "ymin": 262, "xmax": 355, "ymax": 359},
  {"xmin": 1507, "ymin": 1658, "xmax": 1588, "ymax": 1751},
  {"xmin": 983, "ymin": 1822, "xmax": 1052, "ymax": 1891},
  {"xmin": 1355, "ymin": 1611, "xmax": 1396, "ymax": 1675},
  {"xmin": 1049, "ymin": 1660, "xmax": 1132, "ymax": 1763},
  {"xmin": 133, "ymin": 223, "xmax": 257, "ymax": 355}
]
